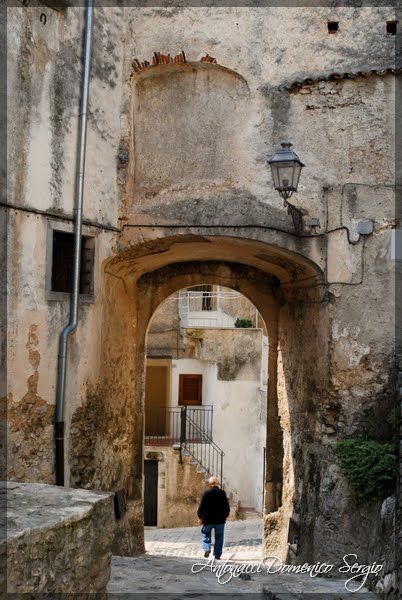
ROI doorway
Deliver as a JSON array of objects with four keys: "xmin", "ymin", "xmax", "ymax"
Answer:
[{"xmin": 144, "ymin": 459, "xmax": 158, "ymax": 526}]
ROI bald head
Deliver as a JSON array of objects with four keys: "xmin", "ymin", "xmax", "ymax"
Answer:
[{"xmin": 208, "ymin": 476, "xmax": 220, "ymax": 486}]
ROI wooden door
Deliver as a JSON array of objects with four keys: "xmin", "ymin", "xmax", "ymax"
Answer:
[{"xmin": 145, "ymin": 365, "xmax": 169, "ymax": 435}]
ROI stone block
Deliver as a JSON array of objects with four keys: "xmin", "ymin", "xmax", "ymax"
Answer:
[{"xmin": 4, "ymin": 481, "xmax": 114, "ymax": 594}]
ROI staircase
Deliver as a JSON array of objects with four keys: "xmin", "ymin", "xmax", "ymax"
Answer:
[{"xmin": 179, "ymin": 410, "xmax": 224, "ymax": 485}]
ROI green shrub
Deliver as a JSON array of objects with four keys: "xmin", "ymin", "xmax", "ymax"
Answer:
[
  {"xmin": 334, "ymin": 438, "xmax": 396, "ymax": 502},
  {"xmin": 234, "ymin": 318, "xmax": 253, "ymax": 328}
]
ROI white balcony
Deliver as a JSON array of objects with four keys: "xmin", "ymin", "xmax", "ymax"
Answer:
[
  {"xmin": 178, "ymin": 289, "xmax": 243, "ymax": 329},
  {"xmin": 184, "ymin": 310, "xmax": 235, "ymax": 328}
]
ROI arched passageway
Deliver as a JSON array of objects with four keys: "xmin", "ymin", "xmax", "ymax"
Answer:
[
  {"xmin": 143, "ymin": 282, "xmax": 269, "ymax": 527},
  {"xmin": 136, "ymin": 261, "xmax": 282, "ymax": 515},
  {"xmin": 71, "ymin": 233, "xmax": 328, "ymax": 560}
]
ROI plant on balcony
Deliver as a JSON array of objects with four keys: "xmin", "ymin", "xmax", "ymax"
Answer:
[{"xmin": 234, "ymin": 318, "xmax": 253, "ymax": 328}]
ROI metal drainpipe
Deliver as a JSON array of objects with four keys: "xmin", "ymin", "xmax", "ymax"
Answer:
[{"xmin": 55, "ymin": 0, "xmax": 94, "ymax": 486}]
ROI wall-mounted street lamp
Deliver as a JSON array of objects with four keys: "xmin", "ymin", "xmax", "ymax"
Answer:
[
  {"xmin": 267, "ymin": 141, "xmax": 306, "ymax": 234},
  {"xmin": 267, "ymin": 141, "xmax": 305, "ymax": 201}
]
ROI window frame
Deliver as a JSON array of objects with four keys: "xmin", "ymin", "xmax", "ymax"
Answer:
[
  {"xmin": 46, "ymin": 220, "xmax": 96, "ymax": 303},
  {"xmin": 178, "ymin": 374, "xmax": 203, "ymax": 406}
]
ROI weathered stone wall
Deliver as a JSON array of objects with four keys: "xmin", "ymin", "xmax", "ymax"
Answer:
[
  {"xmin": 148, "ymin": 292, "xmax": 193, "ymax": 359},
  {"xmin": 132, "ymin": 62, "xmax": 250, "ymax": 203},
  {"xmin": 5, "ymin": 481, "xmax": 114, "ymax": 594},
  {"xmin": 199, "ymin": 328, "xmax": 262, "ymax": 382},
  {"xmin": 5, "ymin": 212, "xmax": 114, "ymax": 485},
  {"xmin": 399, "ymin": 352, "xmax": 402, "ymax": 597},
  {"xmin": 113, "ymin": 498, "xmax": 145, "ymax": 557},
  {"xmin": 7, "ymin": 4, "xmax": 125, "ymax": 220},
  {"xmin": 373, "ymin": 495, "xmax": 398, "ymax": 597},
  {"xmin": 123, "ymin": 8, "xmax": 396, "ymax": 228},
  {"xmin": 263, "ymin": 285, "xmax": 330, "ymax": 561},
  {"xmin": 219, "ymin": 290, "xmax": 262, "ymax": 327}
]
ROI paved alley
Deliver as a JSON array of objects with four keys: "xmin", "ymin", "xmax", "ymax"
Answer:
[{"xmin": 108, "ymin": 519, "xmax": 379, "ymax": 598}]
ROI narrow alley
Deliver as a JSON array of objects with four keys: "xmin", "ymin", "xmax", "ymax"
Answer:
[{"xmin": 108, "ymin": 519, "xmax": 378, "ymax": 598}]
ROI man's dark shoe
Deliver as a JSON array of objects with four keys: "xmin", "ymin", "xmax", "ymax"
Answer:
[
  {"xmin": 215, "ymin": 556, "xmax": 221, "ymax": 560},
  {"xmin": 204, "ymin": 550, "xmax": 210, "ymax": 558}
]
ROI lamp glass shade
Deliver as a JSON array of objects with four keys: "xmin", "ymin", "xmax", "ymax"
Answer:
[{"xmin": 267, "ymin": 142, "xmax": 304, "ymax": 199}]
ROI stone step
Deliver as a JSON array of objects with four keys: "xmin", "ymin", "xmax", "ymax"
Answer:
[{"xmin": 226, "ymin": 501, "xmax": 263, "ymax": 521}]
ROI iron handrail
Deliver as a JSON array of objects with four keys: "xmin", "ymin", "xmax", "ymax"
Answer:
[
  {"xmin": 184, "ymin": 411, "xmax": 224, "ymax": 455},
  {"xmin": 181, "ymin": 408, "xmax": 224, "ymax": 485}
]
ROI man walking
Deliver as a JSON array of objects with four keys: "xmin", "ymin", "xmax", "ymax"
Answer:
[{"xmin": 197, "ymin": 476, "xmax": 230, "ymax": 560}]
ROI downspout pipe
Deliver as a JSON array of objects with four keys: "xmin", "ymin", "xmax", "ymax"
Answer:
[{"xmin": 55, "ymin": 0, "xmax": 94, "ymax": 486}]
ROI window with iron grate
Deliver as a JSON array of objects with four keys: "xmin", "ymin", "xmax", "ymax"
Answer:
[{"xmin": 51, "ymin": 231, "xmax": 94, "ymax": 295}]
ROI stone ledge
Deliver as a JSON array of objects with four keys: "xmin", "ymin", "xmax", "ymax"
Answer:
[{"xmin": 4, "ymin": 481, "xmax": 114, "ymax": 594}]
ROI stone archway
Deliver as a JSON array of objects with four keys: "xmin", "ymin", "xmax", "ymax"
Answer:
[
  {"xmin": 137, "ymin": 261, "xmax": 281, "ymax": 514},
  {"xmin": 69, "ymin": 232, "xmax": 328, "ymax": 560}
]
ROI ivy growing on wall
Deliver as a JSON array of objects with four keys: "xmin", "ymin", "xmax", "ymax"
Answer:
[{"xmin": 334, "ymin": 438, "xmax": 397, "ymax": 502}]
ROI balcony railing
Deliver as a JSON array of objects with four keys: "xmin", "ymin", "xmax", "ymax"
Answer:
[
  {"xmin": 144, "ymin": 405, "xmax": 224, "ymax": 485},
  {"xmin": 178, "ymin": 290, "xmax": 244, "ymax": 328},
  {"xmin": 145, "ymin": 406, "xmax": 213, "ymax": 444}
]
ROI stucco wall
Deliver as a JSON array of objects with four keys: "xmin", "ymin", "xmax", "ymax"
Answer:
[
  {"xmin": 6, "ymin": 3, "xmax": 129, "ymax": 490},
  {"xmin": 170, "ymin": 358, "xmax": 217, "ymax": 409},
  {"xmin": 213, "ymin": 381, "xmax": 266, "ymax": 510}
]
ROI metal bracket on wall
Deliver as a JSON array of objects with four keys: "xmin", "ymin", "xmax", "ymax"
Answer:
[
  {"xmin": 284, "ymin": 200, "xmax": 305, "ymax": 235},
  {"xmin": 285, "ymin": 200, "xmax": 322, "ymax": 236}
]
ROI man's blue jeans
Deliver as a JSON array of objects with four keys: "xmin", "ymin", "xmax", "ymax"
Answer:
[{"xmin": 201, "ymin": 523, "xmax": 225, "ymax": 558}]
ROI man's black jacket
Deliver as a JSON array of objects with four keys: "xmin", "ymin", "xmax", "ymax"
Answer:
[{"xmin": 197, "ymin": 486, "xmax": 230, "ymax": 525}]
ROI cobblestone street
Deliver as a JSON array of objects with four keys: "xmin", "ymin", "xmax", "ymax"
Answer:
[{"xmin": 108, "ymin": 519, "xmax": 378, "ymax": 598}]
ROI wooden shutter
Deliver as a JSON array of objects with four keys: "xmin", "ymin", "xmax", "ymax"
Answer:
[{"xmin": 179, "ymin": 374, "xmax": 202, "ymax": 405}]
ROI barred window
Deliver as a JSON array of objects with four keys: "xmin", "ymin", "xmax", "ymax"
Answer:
[{"xmin": 51, "ymin": 231, "xmax": 94, "ymax": 294}]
